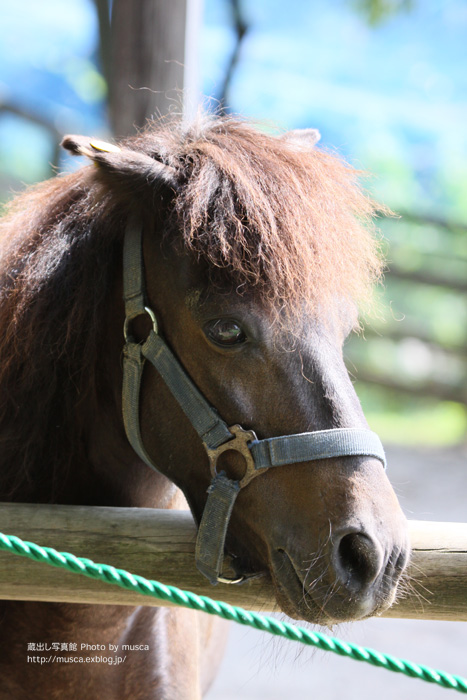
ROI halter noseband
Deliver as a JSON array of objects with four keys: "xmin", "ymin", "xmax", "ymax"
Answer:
[{"xmin": 121, "ymin": 220, "xmax": 387, "ymax": 585}]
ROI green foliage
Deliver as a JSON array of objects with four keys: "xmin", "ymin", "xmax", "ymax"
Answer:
[
  {"xmin": 356, "ymin": 385, "xmax": 467, "ymax": 447},
  {"xmin": 352, "ymin": 0, "xmax": 414, "ymax": 25},
  {"xmin": 347, "ymin": 210, "xmax": 467, "ymax": 446}
]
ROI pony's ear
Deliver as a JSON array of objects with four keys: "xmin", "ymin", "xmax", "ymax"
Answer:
[
  {"xmin": 280, "ymin": 128, "xmax": 321, "ymax": 149},
  {"xmin": 61, "ymin": 135, "xmax": 179, "ymax": 192}
]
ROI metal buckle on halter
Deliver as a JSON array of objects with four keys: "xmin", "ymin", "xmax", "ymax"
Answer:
[
  {"xmin": 123, "ymin": 306, "xmax": 158, "ymax": 342},
  {"xmin": 205, "ymin": 424, "xmax": 263, "ymax": 489},
  {"xmin": 204, "ymin": 426, "xmax": 270, "ymax": 583}
]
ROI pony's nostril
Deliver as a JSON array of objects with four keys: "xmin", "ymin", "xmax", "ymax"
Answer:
[{"xmin": 334, "ymin": 533, "xmax": 383, "ymax": 592}]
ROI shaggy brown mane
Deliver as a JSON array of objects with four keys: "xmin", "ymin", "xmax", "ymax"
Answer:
[
  {"xmin": 0, "ymin": 115, "xmax": 382, "ymax": 499},
  {"xmin": 131, "ymin": 117, "xmax": 382, "ymax": 316}
]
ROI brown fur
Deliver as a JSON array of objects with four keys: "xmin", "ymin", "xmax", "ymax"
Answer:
[{"xmin": 0, "ymin": 115, "xmax": 407, "ymax": 700}]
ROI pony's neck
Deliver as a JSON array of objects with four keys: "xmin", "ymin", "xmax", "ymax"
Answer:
[
  {"xmin": 42, "ymin": 268, "xmax": 181, "ymax": 510},
  {"xmin": 78, "ymin": 382, "xmax": 181, "ymax": 510},
  {"xmin": 65, "ymin": 285, "xmax": 181, "ymax": 510}
]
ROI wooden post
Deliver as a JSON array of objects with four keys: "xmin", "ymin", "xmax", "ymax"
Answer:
[
  {"xmin": 107, "ymin": 0, "xmax": 202, "ymax": 136},
  {"xmin": 0, "ymin": 504, "xmax": 466, "ymax": 621}
]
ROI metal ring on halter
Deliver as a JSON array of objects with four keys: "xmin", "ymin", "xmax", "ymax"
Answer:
[
  {"xmin": 123, "ymin": 306, "xmax": 158, "ymax": 342},
  {"xmin": 204, "ymin": 424, "xmax": 267, "ymax": 489},
  {"xmin": 216, "ymin": 574, "xmax": 246, "ymax": 584}
]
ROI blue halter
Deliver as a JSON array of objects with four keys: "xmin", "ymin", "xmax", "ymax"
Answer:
[{"xmin": 121, "ymin": 220, "xmax": 386, "ymax": 585}]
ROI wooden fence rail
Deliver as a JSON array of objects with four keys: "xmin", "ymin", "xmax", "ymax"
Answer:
[
  {"xmin": 350, "ymin": 215, "xmax": 467, "ymax": 404},
  {"xmin": 0, "ymin": 503, "xmax": 466, "ymax": 621}
]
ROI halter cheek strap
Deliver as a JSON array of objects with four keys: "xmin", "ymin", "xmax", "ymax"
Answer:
[{"xmin": 121, "ymin": 220, "xmax": 387, "ymax": 585}]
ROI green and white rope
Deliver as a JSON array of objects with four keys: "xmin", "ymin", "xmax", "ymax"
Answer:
[{"xmin": 0, "ymin": 530, "xmax": 466, "ymax": 694}]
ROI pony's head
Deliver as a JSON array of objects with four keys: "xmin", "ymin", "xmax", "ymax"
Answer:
[{"xmin": 1, "ymin": 116, "xmax": 408, "ymax": 623}]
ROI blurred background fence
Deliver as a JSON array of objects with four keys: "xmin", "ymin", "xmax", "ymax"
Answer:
[
  {"xmin": 346, "ymin": 209, "xmax": 467, "ymax": 445},
  {"xmin": 1, "ymin": 0, "xmax": 466, "ymax": 446}
]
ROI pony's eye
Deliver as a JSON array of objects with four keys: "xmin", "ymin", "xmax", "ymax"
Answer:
[{"xmin": 204, "ymin": 319, "xmax": 247, "ymax": 347}]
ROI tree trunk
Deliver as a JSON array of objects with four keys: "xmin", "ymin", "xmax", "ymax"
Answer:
[{"xmin": 108, "ymin": 0, "xmax": 188, "ymax": 136}]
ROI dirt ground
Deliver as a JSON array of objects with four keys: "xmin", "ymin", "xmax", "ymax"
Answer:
[{"xmin": 207, "ymin": 445, "xmax": 467, "ymax": 700}]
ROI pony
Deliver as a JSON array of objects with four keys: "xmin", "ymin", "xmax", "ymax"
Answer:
[{"xmin": 0, "ymin": 115, "xmax": 409, "ymax": 699}]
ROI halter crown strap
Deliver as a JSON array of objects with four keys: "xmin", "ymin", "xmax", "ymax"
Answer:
[
  {"xmin": 123, "ymin": 218, "xmax": 146, "ymax": 322},
  {"xmin": 122, "ymin": 221, "xmax": 233, "ymax": 472},
  {"xmin": 121, "ymin": 221, "xmax": 387, "ymax": 586}
]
